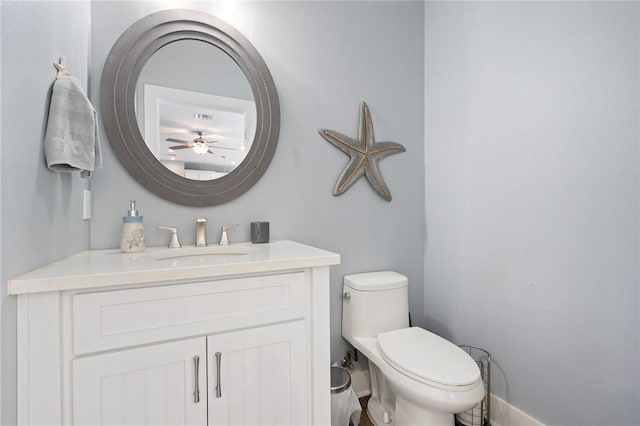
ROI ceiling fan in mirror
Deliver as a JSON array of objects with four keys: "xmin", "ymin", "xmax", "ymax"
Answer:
[{"xmin": 165, "ymin": 131, "xmax": 239, "ymax": 155}]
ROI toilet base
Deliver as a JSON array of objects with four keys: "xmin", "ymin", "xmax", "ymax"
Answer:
[
  {"xmin": 366, "ymin": 363, "xmax": 455, "ymax": 426},
  {"xmin": 366, "ymin": 363, "xmax": 396, "ymax": 425},
  {"xmin": 395, "ymin": 396, "xmax": 453, "ymax": 426},
  {"xmin": 367, "ymin": 394, "xmax": 454, "ymax": 426},
  {"xmin": 366, "ymin": 396, "xmax": 388, "ymax": 426}
]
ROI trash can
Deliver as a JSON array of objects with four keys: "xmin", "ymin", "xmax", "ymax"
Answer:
[{"xmin": 330, "ymin": 366, "xmax": 362, "ymax": 426}]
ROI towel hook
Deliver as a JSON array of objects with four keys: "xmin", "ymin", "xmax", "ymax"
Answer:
[{"xmin": 53, "ymin": 56, "xmax": 70, "ymax": 79}]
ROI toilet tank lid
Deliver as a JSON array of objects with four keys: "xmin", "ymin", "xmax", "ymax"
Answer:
[{"xmin": 344, "ymin": 271, "xmax": 408, "ymax": 291}]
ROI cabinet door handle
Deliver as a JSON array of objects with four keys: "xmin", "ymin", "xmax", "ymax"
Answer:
[
  {"xmin": 193, "ymin": 355, "xmax": 200, "ymax": 404},
  {"xmin": 215, "ymin": 351, "xmax": 222, "ymax": 398}
]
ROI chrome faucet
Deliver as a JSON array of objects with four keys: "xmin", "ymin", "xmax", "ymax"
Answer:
[
  {"xmin": 196, "ymin": 218, "xmax": 208, "ymax": 247},
  {"xmin": 158, "ymin": 226, "xmax": 181, "ymax": 248},
  {"xmin": 219, "ymin": 224, "xmax": 239, "ymax": 246}
]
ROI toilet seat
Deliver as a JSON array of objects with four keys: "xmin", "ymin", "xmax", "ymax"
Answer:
[{"xmin": 377, "ymin": 327, "xmax": 481, "ymax": 391}]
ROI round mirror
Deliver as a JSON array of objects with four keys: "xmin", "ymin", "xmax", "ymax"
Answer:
[{"xmin": 101, "ymin": 9, "xmax": 279, "ymax": 206}]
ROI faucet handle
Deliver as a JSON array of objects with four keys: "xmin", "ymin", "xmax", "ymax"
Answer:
[
  {"xmin": 219, "ymin": 224, "xmax": 239, "ymax": 246},
  {"xmin": 158, "ymin": 226, "xmax": 181, "ymax": 248}
]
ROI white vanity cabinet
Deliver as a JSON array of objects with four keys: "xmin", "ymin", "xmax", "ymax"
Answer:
[{"xmin": 10, "ymin": 241, "xmax": 340, "ymax": 426}]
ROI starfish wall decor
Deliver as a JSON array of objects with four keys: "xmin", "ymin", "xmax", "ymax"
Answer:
[{"xmin": 319, "ymin": 102, "xmax": 405, "ymax": 201}]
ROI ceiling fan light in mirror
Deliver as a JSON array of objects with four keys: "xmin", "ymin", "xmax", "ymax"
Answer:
[
  {"xmin": 192, "ymin": 144, "xmax": 209, "ymax": 155},
  {"xmin": 101, "ymin": 9, "xmax": 280, "ymax": 206}
]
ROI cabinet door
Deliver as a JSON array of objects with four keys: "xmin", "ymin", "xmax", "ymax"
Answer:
[
  {"xmin": 73, "ymin": 337, "xmax": 207, "ymax": 425},
  {"xmin": 208, "ymin": 321, "xmax": 308, "ymax": 426}
]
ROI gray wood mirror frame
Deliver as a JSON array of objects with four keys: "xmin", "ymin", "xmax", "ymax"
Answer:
[{"xmin": 101, "ymin": 9, "xmax": 280, "ymax": 206}]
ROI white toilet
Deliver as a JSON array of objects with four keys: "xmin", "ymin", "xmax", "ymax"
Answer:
[{"xmin": 342, "ymin": 271, "xmax": 485, "ymax": 426}]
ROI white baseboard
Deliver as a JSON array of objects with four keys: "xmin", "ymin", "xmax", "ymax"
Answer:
[
  {"xmin": 489, "ymin": 393, "xmax": 545, "ymax": 426},
  {"xmin": 346, "ymin": 369, "xmax": 544, "ymax": 426}
]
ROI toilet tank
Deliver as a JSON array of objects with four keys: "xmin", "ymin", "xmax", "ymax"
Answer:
[{"xmin": 342, "ymin": 271, "xmax": 409, "ymax": 341}]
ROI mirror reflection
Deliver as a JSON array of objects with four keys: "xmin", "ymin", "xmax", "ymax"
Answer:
[{"xmin": 135, "ymin": 39, "xmax": 256, "ymax": 181}]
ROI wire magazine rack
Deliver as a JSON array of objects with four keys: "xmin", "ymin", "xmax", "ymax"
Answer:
[{"xmin": 455, "ymin": 346, "xmax": 491, "ymax": 426}]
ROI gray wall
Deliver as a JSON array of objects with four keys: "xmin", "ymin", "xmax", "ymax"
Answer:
[
  {"xmin": 0, "ymin": 1, "xmax": 91, "ymax": 424},
  {"xmin": 90, "ymin": 0, "xmax": 426, "ymax": 368},
  {"xmin": 424, "ymin": 2, "xmax": 639, "ymax": 426}
]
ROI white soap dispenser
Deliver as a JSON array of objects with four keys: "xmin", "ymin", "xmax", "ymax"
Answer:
[{"xmin": 120, "ymin": 200, "xmax": 145, "ymax": 253}]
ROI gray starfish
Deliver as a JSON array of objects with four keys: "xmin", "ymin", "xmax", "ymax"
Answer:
[{"xmin": 319, "ymin": 102, "xmax": 405, "ymax": 201}]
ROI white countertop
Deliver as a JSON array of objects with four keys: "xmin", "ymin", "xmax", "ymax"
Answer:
[{"xmin": 8, "ymin": 240, "xmax": 340, "ymax": 295}]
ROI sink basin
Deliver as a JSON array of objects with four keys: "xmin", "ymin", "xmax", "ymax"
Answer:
[{"xmin": 147, "ymin": 246, "xmax": 251, "ymax": 260}]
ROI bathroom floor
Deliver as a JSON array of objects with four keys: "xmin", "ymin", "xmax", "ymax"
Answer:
[{"xmin": 357, "ymin": 396, "xmax": 375, "ymax": 426}]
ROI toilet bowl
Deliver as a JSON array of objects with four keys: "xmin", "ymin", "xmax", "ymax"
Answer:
[{"xmin": 342, "ymin": 271, "xmax": 485, "ymax": 426}]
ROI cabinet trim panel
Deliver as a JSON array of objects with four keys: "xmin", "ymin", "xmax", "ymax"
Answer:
[{"xmin": 73, "ymin": 272, "xmax": 306, "ymax": 355}]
